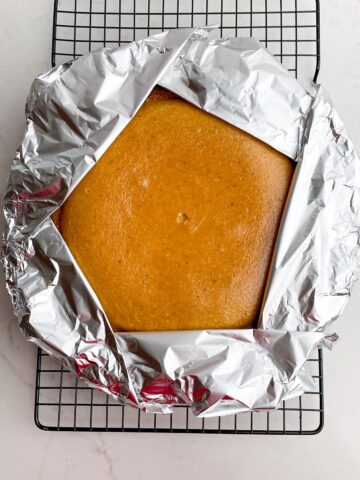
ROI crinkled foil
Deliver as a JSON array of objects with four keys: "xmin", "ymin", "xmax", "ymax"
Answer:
[
  {"xmin": 260, "ymin": 85, "xmax": 360, "ymax": 332},
  {"xmin": 2, "ymin": 28, "xmax": 358, "ymax": 416}
]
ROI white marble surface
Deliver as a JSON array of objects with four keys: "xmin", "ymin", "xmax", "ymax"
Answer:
[{"xmin": 1, "ymin": 1, "xmax": 360, "ymax": 479}]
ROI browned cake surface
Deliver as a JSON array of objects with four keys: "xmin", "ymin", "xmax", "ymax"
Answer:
[{"xmin": 57, "ymin": 89, "xmax": 294, "ymax": 331}]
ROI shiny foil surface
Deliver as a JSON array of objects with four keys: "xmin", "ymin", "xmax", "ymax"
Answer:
[{"xmin": 2, "ymin": 28, "xmax": 358, "ymax": 416}]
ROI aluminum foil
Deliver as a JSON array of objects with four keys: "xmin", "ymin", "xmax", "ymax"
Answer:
[
  {"xmin": 2, "ymin": 28, "xmax": 358, "ymax": 416},
  {"xmin": 260, "ymin": 85, "xmax": 360, "ymax": 332}
]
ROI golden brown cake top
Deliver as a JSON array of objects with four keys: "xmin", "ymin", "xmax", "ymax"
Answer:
[{"xmin": 57, "ymin": 88, "xmax": 294, "ymax": 331}]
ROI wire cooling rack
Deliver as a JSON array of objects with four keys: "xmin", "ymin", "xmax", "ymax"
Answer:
[
  {"xmin": 51, "ymin": 0, "xmax": 320, "ymax": 83},
  {"xmin": 35, "ymin": 0, "xmax": 323, "ymax": 434},
  {"xmin": 35, "ymin": 348, "xmax": 323, "ymax": 433}
]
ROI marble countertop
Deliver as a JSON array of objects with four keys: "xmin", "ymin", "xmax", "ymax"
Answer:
[{"xmin": 1, "ymin": 1, "xmax": 360, "ymax": 479}]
